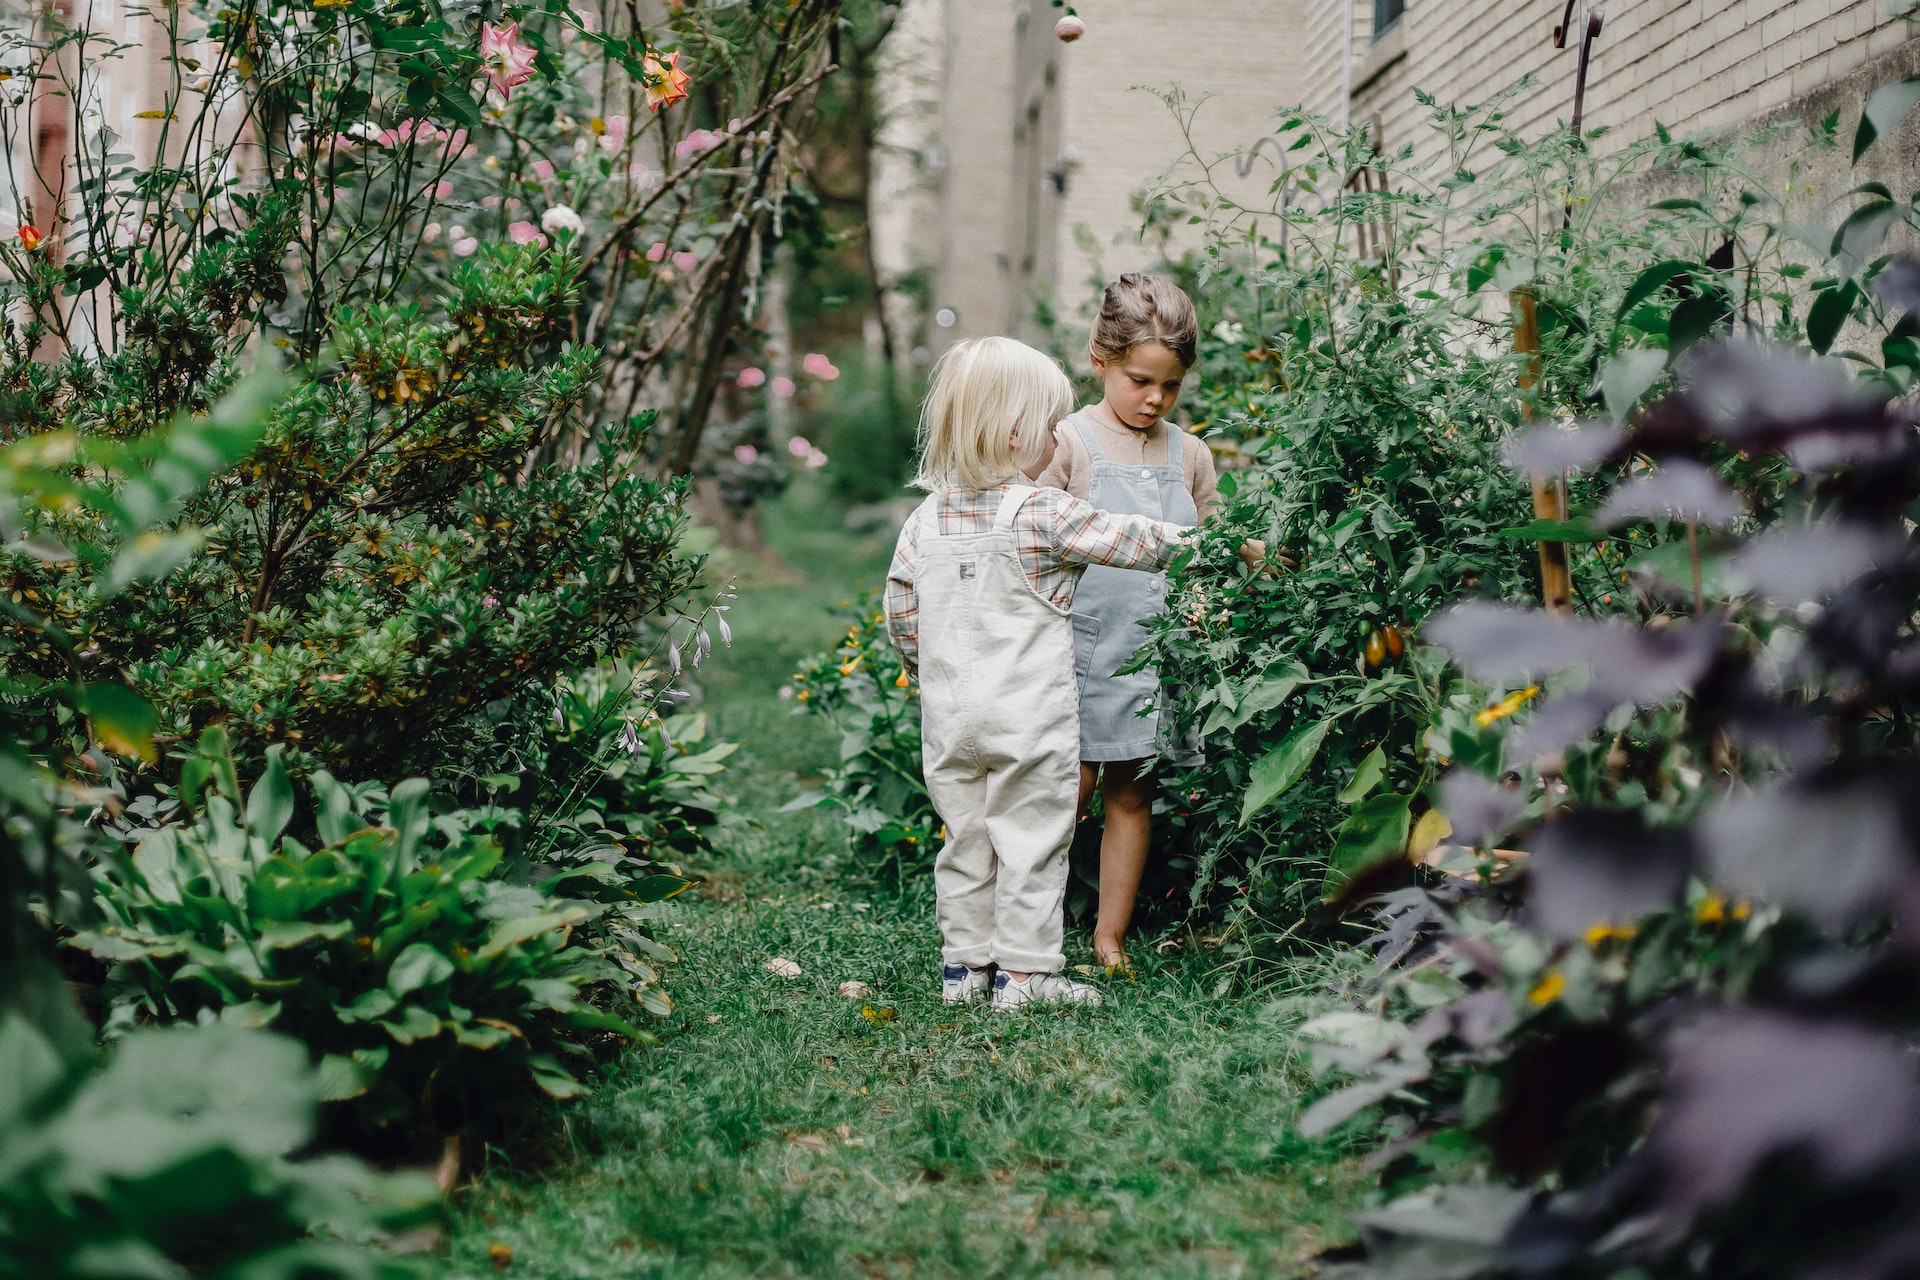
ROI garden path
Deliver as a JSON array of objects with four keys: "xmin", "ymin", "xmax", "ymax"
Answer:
[{"xmin": 437, "ymin": 482, "xmax": 1366, "ymax": 1278}]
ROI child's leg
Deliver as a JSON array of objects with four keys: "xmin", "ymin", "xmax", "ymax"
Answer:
[
  {"xmin": 1093, "ymin": 759, "xmax": 1154, "ymax": 966},
  {"xmin": 983, "ymin": 752, "xmax": 1077, "ymax": 975},
  {"xmin": 927, "ymin": 760, "xmax": 995, "ymax": 969},
  {"xmin": 1076, "ymin": 762, "xmax": 1099, "ymax": 820}
]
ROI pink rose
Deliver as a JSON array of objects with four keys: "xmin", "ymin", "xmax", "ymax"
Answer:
[
  {"xmin": 508, "ymin": 220, "xmax": 546, "ymax": 246},
  {"xmin": 787, "ymin": 436, "xmax": 812, "ymax": 457},
  {"xmin": 771, "ymin": 376, "xmax": 797, "ymax": 398},
  {"xmin": 675, "ymin": 128, "xmax": 721, "ymax": 159},
  {"xmin": 479, "ymin": 20, "xmax": 538, "ymax": 101},
  {"xmin": 672, "ymin": 250, "xmax": 698, "ymax": 273},
  {"xmin": 805, "ymin": 449, "xmax": 829, "ymax": 469},
  {"xmin": 599, "ymin": 114, "xmax": 627, "ymax": 153},
  {"xmin": 736, "ymin": 367, "xmax": 766, "ymax": 388},
  {"xmin": 452, "ymin": 236, "xmax": 479, "ymax": 256},
  {"xmin": 733, "ymin": 444, "xmax": 759, "ymax": 464},
  {"xmin": 646, "ymin": 242, "xmax": 667, "ymax": 262},
  {"xmin": 531, "ymin": 158, "xmax": 554, "ymax": 181},
  {"xmin": 801, "ymin": 352, "xmax": 840, "ymax": 380}
]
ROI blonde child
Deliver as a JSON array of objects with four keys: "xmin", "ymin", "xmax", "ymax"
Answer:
[
  {"xmin": 883, "ymin": 336, "xmax": 1194, "ymax": 1010},
  {"xmin": 1034, "ymin": 273, "xmax": 1254, "ymax": 971}
]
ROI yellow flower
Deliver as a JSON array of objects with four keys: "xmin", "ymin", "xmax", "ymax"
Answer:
[
  {"xmin": 1528, "ymin": 970, "xmax": 1566, "ymax": 1006},
  {"xmin": 1475, "ymin": 684, "xmax": 1541, "ymax": 727},
  {"xmin": 1694, "ymin": 893, "xmax": 1726, "ymax": 925},
  {"xmin": 895, "ymin": 672, "xmax": 909, "ymax": 688},
  {"xmin": 1583, "ymin": 921, "xmax": 1637, "ymax": 948}
]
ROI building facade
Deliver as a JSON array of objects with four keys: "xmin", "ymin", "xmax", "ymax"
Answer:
[{"xmin": 876, "ymin": 0, "xmax": 1920, "ymax": 357}]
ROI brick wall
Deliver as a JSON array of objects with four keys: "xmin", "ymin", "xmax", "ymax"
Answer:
[
  {"xmin": 912, "ymin": 1, "xmax": 1920, "ymax": 355},
  {"xmin": 1342, "ymin": 0, "xmax": 1909, "ymax": 169}
]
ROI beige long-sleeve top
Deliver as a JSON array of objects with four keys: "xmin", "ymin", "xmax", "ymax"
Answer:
[{"xmin": 1031, "ymin": 408, "xmax": 1221, "ymax": 519}]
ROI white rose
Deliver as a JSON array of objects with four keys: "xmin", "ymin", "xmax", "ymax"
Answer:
[{"xmin": 541, "ymin": 204, "xmax": 585, "ymax": 237}]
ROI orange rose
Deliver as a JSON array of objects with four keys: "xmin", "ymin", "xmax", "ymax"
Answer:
[
  {"xmin": 17, "ymin": 225, "xmax": 41, "ymax": 250},
  {"xmin": 643, "ymin": 50, "xmax": 690, "ymax": 112}
]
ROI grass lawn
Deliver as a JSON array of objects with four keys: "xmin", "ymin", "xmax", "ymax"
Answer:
[{"xmin": 436, "ymin": 479, "xmax": 1371, "ymax": 1278}]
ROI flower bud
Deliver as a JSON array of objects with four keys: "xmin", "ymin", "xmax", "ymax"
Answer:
[{"xmin": 1054, "ymin": 14, "xmax": 1085, "ymax": 41}]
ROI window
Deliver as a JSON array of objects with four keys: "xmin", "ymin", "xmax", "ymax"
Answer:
[{"xmin": 1374, "ymin": 0, "xmax": 1404, "ymax": 38}]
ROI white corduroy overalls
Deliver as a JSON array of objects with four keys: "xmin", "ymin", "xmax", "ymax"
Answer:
[{"xmin": 914, "ymin": 485, "xmax": 1079, "ymax": 973}]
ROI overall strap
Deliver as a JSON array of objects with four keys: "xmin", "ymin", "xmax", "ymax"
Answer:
[
  {"xmin": 1162, "ymin": 420, "xmax": 1185, "ymax": 466},
  {"xmin": 993, "ymin": 485, "xmax": 1034, "ymax": 531},
  {"xmin": 1070, "ymin": 412, "xmax": 1107, "ymax": 463}
]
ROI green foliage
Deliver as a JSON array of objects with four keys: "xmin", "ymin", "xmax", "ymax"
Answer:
[
  {"xmin": 4, "ymin": 245, "xmax": 701, "ymax": 782},
  {"xmin": 786, "ymin": 597, "xmax": 936, "ymax": 878},
  {"xmin": 70, "ymin": 737, "xmax": 656, "ymax": 1143},
  {"xmin": 0, "ymin": 1016, "xmax": 439, "ymax": 1280}
]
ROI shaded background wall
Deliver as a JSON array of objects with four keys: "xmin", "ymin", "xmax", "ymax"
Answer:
[{"xmin": 873, "ymin": 0, "xmax": 1920, "ymax": 361}]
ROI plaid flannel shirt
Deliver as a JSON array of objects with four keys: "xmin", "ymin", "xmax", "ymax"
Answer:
[{"xmin": 883, "ymin": 484, "xmax": 1191, "ymax": 672}]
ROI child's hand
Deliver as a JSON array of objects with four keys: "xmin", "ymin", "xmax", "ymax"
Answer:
[{"xmin": 1237, "ymin": 538, "xmax": 1296, "ymax": 576}]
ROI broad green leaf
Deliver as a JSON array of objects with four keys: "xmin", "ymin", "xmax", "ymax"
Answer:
[
  {"xmin": 1338, "ymin": 746, "xmax": 1387, "ymax": 804},
  {"xmin": 1807, "ymin": 283, "xmax": 1858, "ymax": 355},
  {"xmin": 387, "ymin": 777, "xmax": 431, "ymax": 862},
  {"xmin": 629, "ymin": 874, "xmax": 693, "ymax": 903},
  {"xmin": 255, "ymin": 920, "xmax": 351, "ymax": 950},
  {"xmin": 778, "ymin": 788, "xmax": 829, "ymax": 813},
  {"xmin": 1221, "ymin": 662, "xmax": 1311, "ymax": 732},
  {"xmin": 77, "ymin": 682, "xmax": 158, "ymax": 762},
  {"xmin": 1600, "ymin": 348, "xmax": 1666, "ymax": 424},
  {"xmin": 527, "ymin": 1053, "xmax": 588, "ymax": 1099},
  {"xmin": 102, "ymin": 528, "xmax": 201, "ymax": 595},
  {"xmin": 312, "ymin": 771, "xmax": 362, "ymax": 846},
  {"xmin": 1324, "ymin": 794, "xmax": 1413, "ymax": 890},
  {"xmin": 1239, "ymin": 719, "xmax": 1332, "ymax": 826},
  {"xmin": 1854, "ymin": 76, "xmax": 1920, "ymax": 160},
  {"xmin": 1614, "ymin": 259, "xmax": 1697, "ymax": 319},
  {"xmin": 387, "ymin": 942, "xmax": 456, "ymax": 994},
  {"xmin": 245, "ymin": 745, "xmax": 295, "ymax": 847},
  {"xmin": 377, "ymin": 1005, "xmax": 443, "ymax": 1044},
  {"xmin": 478, "ymin": 908, "xmax": 588, "ymax": 960}
]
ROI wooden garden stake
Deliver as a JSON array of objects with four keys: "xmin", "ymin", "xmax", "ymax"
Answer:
[{"xmin": 1512, "ymin": 288, "xmax": 1573, "ymax": 616}]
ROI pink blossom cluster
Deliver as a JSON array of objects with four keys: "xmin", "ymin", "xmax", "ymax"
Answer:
[{"xmin": 788, "ymin": 435, "xmax": 829, "ymax": 470}]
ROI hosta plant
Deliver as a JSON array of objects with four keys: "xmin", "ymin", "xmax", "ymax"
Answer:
[
  {"xmin": 70, "ymin": 737, "xmax": 664, "ymax": 1148},
  {"xmin": 0, "ymin": 1017, "xmax": 439, "ymax": 1280}
]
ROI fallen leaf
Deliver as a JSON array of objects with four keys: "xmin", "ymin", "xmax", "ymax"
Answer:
[
  {"xmin": 705, "ymin": 1014, "xmax": 723, "ymax": 1023},
  {"xmin": 838, "ymin": 980, "xmax": 872, "ymax": 999},
  {"xmin": 488, "ymin": 1242, "xmax": 513, "ymax": 1271},
  {"xmin": 765, "ymin": 957, "xmax": 802, "ymax": 978},
  {"xmin": 860, "ymin": 1004, "xmax": 897, "ymax": 1024},
  {"xmin": 1071, "ymin": 964, "xmax": 1100, "ymax": 976},
  {"xmin": 786, "ymin": 1130, "xmax": 832, "ymax": 1151}
]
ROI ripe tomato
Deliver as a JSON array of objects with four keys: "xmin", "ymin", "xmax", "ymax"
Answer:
[{"xmin": 1363, "ymin": 628, "xmax": 1388, "ymax": 670}]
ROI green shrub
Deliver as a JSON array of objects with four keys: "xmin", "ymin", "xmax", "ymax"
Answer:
[
  {"xmin": 786, "ymin": 597, "xmax": 936, "ymax": 877},
  {"xmin": 70, "ymin": 738, "xmax": 671, "ymax": 1147},
  {"xmin": 0, "ymin": 1016, "xmax": 439, "ymax": 1280}
]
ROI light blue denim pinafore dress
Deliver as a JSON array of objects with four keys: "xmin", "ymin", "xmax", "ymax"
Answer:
[{"xmin": 1068, "ymin": 413, "xmax": 1199, "ymax": 762}]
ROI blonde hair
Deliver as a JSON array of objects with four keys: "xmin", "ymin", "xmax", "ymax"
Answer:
[
  {"xmin": 912, "ymin": 337, "xmax": 1073, "ymax": 492},
  {"xmin": 1089, "ymin": 273, "xmax": 1198, "ymax": 369}
]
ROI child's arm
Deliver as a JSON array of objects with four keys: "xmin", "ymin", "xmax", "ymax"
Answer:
[
  {"xmin": 1029, "ymin": 421, "xmax": 1083, "ymax": 493},
  {"xmin": 1047, "ymin": 491, "xmax": 1193, "ymax": 574},
  {"xmin": 882, "ymin": 518, "xmax": 921, "ymax": 674},
  {"xmin": 1186, "ymin": 429, "xmax": 1281, "ymax": 571}
]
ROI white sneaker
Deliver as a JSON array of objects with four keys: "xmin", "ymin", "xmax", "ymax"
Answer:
[
  {"xmin": 941, "ymin": 963, "xmax": 993, "ymax": 1004},
  {"xmin": 990, "ymin": 969, "xmax": 1103, "ymax": 1011}
]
